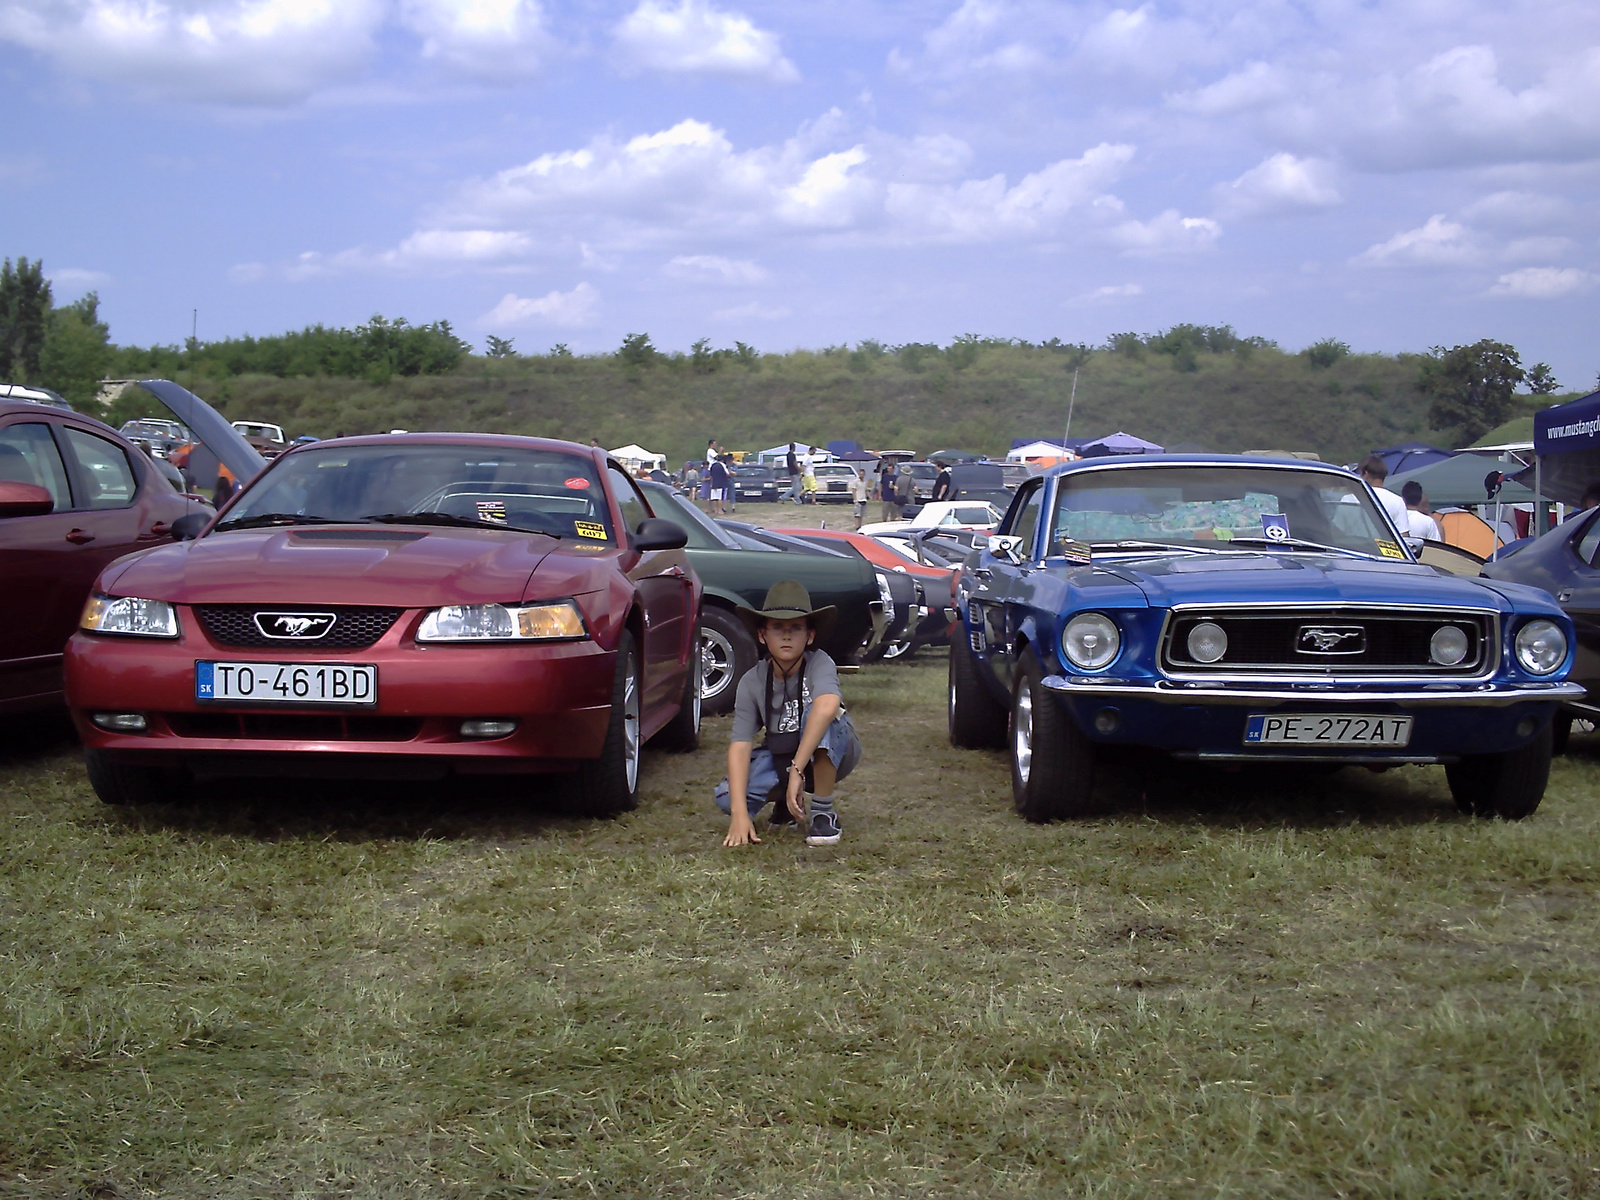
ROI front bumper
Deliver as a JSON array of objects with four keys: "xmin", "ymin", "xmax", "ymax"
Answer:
[{"xmin": 1042, "ymin": 676, "xmax": 1585, "ymax": 706}]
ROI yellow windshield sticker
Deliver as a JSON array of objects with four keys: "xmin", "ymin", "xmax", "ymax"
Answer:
[
  {"xmin": 574, "ymin": 521, "xmax": 608, "ymax": 540},
  {"xmin": 1375, "ymin": 539, "xmax": 1404, "ymax": 558}
]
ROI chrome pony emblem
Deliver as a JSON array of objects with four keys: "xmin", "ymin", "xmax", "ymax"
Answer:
[
  {"xmin": 1296, "ymin": 625, "xmax": 1365, "ymax": 654},
  {"xmin": 255, "ymin": 611, "xmax": 337, "ymax": 639}
]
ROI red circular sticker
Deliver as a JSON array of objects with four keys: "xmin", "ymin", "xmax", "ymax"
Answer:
[{"xmin": 565, "ymin": 477, "xmax": 590, "ymax": 490}]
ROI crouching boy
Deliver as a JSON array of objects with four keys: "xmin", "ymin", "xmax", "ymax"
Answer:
[{"xmin": 716, "ymin": 581, "xmax": 861, "ymax": 847}]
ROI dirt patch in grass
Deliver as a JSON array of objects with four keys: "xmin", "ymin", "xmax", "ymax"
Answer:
[{"xmin": 3, "ymin": 655, "xmax": 1600, "ymax": 1197}]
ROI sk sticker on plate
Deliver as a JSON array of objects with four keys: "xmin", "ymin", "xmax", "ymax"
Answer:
[
  {"xmin": 1260, "ymin": 513, "xmax": 1291, "ymax": 541},
  {"xmin": 574, "ymin": 520, "xmax": 607, "ymax": 539},
  {"xmin": 475, "ymin": 500, "xmax": 508, "ymax": 524},
  {"xmin": 1375, "ymin": 539, "xmax": 1405, "ymax": 558}
]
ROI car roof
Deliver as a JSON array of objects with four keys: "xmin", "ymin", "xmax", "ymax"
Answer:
[
  {"xmin": 0, "ymin": 398, "xmax": 115, "ymax": 431},
  {"xmin": 281, "ymin": 431, "xmax": 601, "ymax": 457},
  {"xmin": 1040, "ymin": 452, "xmax": 1348, "ymax": 479}
]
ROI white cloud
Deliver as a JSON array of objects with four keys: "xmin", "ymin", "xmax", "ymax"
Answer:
[
  {"xmin": 1353, "ymin": 214, "xmax": 1479, "ymax": 268},
  {"xmin": 398, "ymin": 0, "xmax": 549, "ymax": 80},
  {"xmin": 1216, "ymin": 153, "xmax": 1340, "ymax": 218},
  {"xmin": 50, "ymin": 266, "xmax": 112, "ymax": 290},
  {"xmin": 237, "ymin": 228, "xmax": 534, "ymax": 281},
  {"xmin": 1502, "ymin": 236, "xmax": 1575, "ymax": 264},
  {"xmin": 482, "ymin": 282, "xmax": 600, "ymax": 328},
  {"xmin": 1108, "ymin": 210, "xmax": 1221, "ymax": 256},
  {"xmin": 1073, "ymin": 282, "xmax": 1142, "ymax": 303},
  {"xmin": 664, "ymin": 254, "xmax": 768, "ymax": 284},
  {"xmin": 1487, "ymin": 267, "xmax": 1596, "ymax": 299},
  {"xmin": 1462, "ymin": 190, "xmax": 1574, "ymax": 230},
  {"xmin": 0, "ymin": 0, "xmax": 386, "ymax": 105},
  {"xmin": 612, "ymin": 0, "xmax": 797, "ymax": 82},
  {"xmin": 1169, "ymin": 61, "xmax": 1293, "ymax": 117},
  {"xmin": 711, "ymin": 300, "xmax": 790, "ymax": 321}
]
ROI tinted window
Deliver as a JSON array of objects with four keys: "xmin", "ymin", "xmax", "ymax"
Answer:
[
  {"xmin": 60, "ymin": 427, "xmax": 138, "ymax": 510},
  {"xmin": 607, "ymin": 467, "xmax": 652, "ymax": 539},
  {"xmin": 0, "ymin": 422, "xmax": 73, "ymax": 509}
]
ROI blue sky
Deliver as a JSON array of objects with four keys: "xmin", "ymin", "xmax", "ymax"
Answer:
[{"xmin": 3, "ymin": 0, "xmax": 1599, "ymax": 387}]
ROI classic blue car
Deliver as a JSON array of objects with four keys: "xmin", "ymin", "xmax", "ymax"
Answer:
[{"xmin": 948, "ymin": 456, "xmax": 1582, "ymax": 821}]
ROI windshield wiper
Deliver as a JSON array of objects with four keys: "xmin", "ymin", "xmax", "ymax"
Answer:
[
  {"xmin": 212, "ymin": 512, "xmax": 347, "ymax": 532},
  {"xmin": 363, "ymin": 512, "xmax": 558, "ymax": 537},
  {"xmin": 1089, "ymin": 539, "xmax": 1221, "ymax": 554},
  {"xmin": 1225, "ymin": 536, "xmax": 1374, "ymax": 559}
]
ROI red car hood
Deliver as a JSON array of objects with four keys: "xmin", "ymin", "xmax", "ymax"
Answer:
[{"xmin": 101, "ymin": 526, "xmax": 573, "ymax": 606}]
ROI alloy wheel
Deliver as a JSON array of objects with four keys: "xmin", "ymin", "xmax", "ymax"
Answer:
[
  {"xmin": 700, "ymin": 628, "xmax": 736, "ymax": 702},
  {"xmin": 1013, "ymin": 683, "xmax": 1034, "ymax": 786}
]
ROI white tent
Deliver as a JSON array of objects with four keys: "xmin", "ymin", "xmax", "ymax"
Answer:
[
  {"xmin": 756, "ymin": 442, "xmax": 833, "ymax": 465},
  {"xmin": 1008, "ymin": 440, "xmax": 1075, "ymax": 461},
  {"xmin": 609, "ymin": 443, "xmax": 666, "ymax": 470}
]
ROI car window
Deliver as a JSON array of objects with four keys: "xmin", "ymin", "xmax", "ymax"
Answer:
[
  {"xmin": 643, "ymin": 483, "xmax": 742, "ymax": 549},
  {"xmin": 607, "ymin": 467, "xmax": 653, "ymax": 539},
  {"xmin": 59, "ymin": 426, "xmax": 138, "ymax": 510},
  {"xmin": 1574, "ymin": 511, "xmax": 1600, "ymax": 568},
  {"xmin": 0, "ymin": 422, "xmax": 74, "ymax": 509},
  {"xmin": 953, "ymin": 506, "xmax": 995, "ymax": 524},
  {"xmin": 1007, "ymin": 484, "xmax": 1045, "ymax": 557}
]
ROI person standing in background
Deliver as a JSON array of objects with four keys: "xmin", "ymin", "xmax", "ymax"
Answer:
[
  {"xmin": 1359, "ymin": 455, "xmax": 1409, "ymax": 532},
  {"xmin": 707, "ymin": 453, "xmax": 730, "ymax": 516},
  {"xmin": 851, "ymin": 467, "xmax": 870, "ymax": 530},
  {"xmin": 784, "ymin": 442, "xmax": 803, "ymax": 504},
  {"xmin": 878, "ymin": 460, "xmax": 897, "ymax": 522},
  {"xmin": 931, "ymin": 460, "xmax": 953, "ymax": 503},
  {"xmin": 1400, "ymin": 481, "xmax": 1442, "ymax": 541}
]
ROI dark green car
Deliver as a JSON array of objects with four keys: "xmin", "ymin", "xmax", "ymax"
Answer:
[{"xmin": 642, "ymin": 482, "xmax": 888, "ymax": 713}]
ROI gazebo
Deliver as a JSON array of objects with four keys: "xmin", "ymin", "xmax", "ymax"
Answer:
[{"xmin": 609, "ymin": 443, "xmax": 666, "ymax": 471}]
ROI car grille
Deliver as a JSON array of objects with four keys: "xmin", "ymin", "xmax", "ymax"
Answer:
[
  {"xmin": 164, "ymin": 712, "xmax": 421, "ymax": 741},
  {"xmin": 193, "ymin": 605, "xmax": 405, "ymax": 649},
  {"xmin": 1161, "ymin": 608, "xmax": 1493, "ymax": 675}
]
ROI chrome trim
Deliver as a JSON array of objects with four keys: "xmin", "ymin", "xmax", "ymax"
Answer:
[
  {"xmin": 1176, "ymin": 752, "xmax": 1446, "ymax": 764},
  {"xmin": 1041, "ymin": 675, "xmax": 1583, "ymax": 706},
  {"xmin": 1155, "ymin": 602, "xmax": 1502, "ymax": 683}
]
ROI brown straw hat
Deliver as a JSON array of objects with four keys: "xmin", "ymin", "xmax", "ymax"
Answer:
[{"xmin": 735, "ymin": 579, "xmax": 836, "ymax": 641}]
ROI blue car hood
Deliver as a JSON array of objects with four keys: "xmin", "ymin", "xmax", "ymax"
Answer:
[{"xmin": 1100, "ymin": 552, "xmax": 1509, "ymax": 611}]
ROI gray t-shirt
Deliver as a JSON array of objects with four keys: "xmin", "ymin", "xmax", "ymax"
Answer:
[{"xmin": 729, "ymin": 650, "xmax": 841, "ymax": 745}]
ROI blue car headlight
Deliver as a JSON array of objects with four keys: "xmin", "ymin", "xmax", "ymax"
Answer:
[
  {"xmin": 1061, "ymin": 613, "xmax": 1120, "ymax": 670},
  {"xmin": 1514, "ymin": 620, "xmax": 1566, "ymax": 675}
]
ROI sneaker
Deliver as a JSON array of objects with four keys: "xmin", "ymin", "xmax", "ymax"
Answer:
[
  {"xmin": 805, "ymin": 810, "xmax": 842, "ymax": 846},
  {"xmin": 768, "ymin": 804, "xmax": 796, "ymax": 829}
]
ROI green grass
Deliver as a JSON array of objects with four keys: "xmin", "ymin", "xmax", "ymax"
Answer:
[{"xmin": 4, "ymin": 657, "xmax": 1600, "ymax": 1197}]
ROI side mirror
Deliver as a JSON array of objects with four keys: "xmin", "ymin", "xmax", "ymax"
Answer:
[
  {"xmin": 633, "ymin": 517, "xmax": 688, "ymax": 551},
  {"xmin": 0, "ymin": 480, "xmax": 53, "ymax": 517},
  {"xmin": 171, "ymin": 512, "xmax": 210, "ymax": 541},
  {"xmin": 988, "ymin": 534, "xmax": 1023, "ymax": 563}
]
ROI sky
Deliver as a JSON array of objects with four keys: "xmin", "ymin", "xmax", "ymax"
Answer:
[{"xmin": 2, "ymin": 0, "xmax": 1599, "ymax": 388}]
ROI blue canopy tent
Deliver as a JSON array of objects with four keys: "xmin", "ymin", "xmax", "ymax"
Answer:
[
  {"xmin": 1080, "ymin": 431, "xmax": 1163, "ymax": 457},
  {"xmin": 826, "ymin": 440, "xmax": 863, "ymax": 458},
  {"xmin": 1515, "ymin": 389, "xmax": 1600, "ymax": 510},
  {"xmin": 1373, "ymin": 442, "xmax": 1454, "ymax": 477}
]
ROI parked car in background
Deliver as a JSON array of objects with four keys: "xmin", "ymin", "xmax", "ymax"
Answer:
[
  {"xmin": 67, "ymin": 435, "xmax": 702, "ymax": 813},
  {"xmin": 119, "ymin": 418, "xmax": 195, "ymax": 460},
  {"xmin": 860, "ymin": 500, "xmax": 1005, "ymax": 536},
  {"xmin": 949, "ymin": 455, "xmax": 1580, "ymax": 823},
  {"xmin": 811, "ymin": 462, "xmax": 859, "ymax": 503},
  {"xmin": 731, "ymin": 464, "xmax": 780, "ymax": 503},
  {"xmin": 231, "ymin": 421, "xmax": 288, "ymax": 458},
  {"xmin": 0, "ymin": 400, "xmax": 206, "ymax": 714},
  {"xmin": 0, "ymin": 383, "xmax": 72, "ymax": 408},
  {"xmin": 780, "ymin": 526, "xmax": 960, "ymax": 654},
  {"xmin": 998, "ymin": 462, "xmax": 1034, "ymax": 491},
  {"xmin": 642, "ymin": 482, "xmax": 887, "ymax": 711},
  {"xmin": 947, "ymin": 463, "xmax": 1013, "ymax": 509},
  {"xmin": 905, "ymin": 461, "xmax": 940, "ymax": 503}
]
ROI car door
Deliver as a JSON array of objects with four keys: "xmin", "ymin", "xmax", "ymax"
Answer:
[
  {"xmin": 610, "ymin": 466, "xmax": 690, "ymax": 713},
  {"xmin": 973, "ymin": 481, "xmax": 1046, "ymax": 696}
]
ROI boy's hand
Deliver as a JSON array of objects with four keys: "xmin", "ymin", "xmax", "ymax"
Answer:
[
  {"xmin": 785, "ymin": 767, "xmax": 807, "ymax": 821},
  {"xmin": 723, "ymin": 815, "xmax": 761, "ymax": 847}
]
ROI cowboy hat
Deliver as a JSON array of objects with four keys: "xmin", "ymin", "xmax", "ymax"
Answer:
[{"xmin": 735, "ymin": 579, "xmax": 836, "ymax": 641}]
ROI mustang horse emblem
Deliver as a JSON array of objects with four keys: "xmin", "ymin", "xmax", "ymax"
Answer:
[
  {"xmin": 254, "ymin": 611, "xmax": 337, "ymax": 640},
  {"xmin": 1297, "ymin": 625, "xmax": 1364, "ymax": 654}
]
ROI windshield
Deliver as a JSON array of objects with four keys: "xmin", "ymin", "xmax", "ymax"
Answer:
[
  {"xmin": 642, "ymin": 481, "xmax": 742, "ymax": 549},
  {"xmin": 1050, "ymin": 465, "xmax": 1403, "ymax": 558},
  {"xmin": 219, "ymin": 443, "xmax": 615, "ymax": 539}
]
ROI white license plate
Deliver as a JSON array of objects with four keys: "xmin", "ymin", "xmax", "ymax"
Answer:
[
  {"xmin": 740, "ymin": 489, "xmax": 763, "ymax": 496},
  {"xmin": 1245, "ymin": 713, "xmax": 1411, "ymax": 747},
  {"xmin": 196, "ymin": 661, "xmax": 377, "ymax": 706}
]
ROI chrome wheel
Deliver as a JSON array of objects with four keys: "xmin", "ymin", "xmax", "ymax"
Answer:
[
  {"xmin": 700, "ymin": 627, "xmax": 736, "ymax": 703},
  {"xmin": 1013, "ymin": 682, "xmax": 1034, "ymax": 787},
  {"xmin": 623, "ymin": 651, "xmax": 641, "ymax": 793}
]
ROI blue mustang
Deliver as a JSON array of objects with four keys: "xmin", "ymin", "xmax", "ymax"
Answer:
[{"xmin": 948, "ymin": 456, "xmax": 1581, "ymax": 821}]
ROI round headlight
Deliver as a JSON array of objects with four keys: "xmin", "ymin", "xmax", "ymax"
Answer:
[
  {"xmin": 1062, "ymin": 613, "xmax": 1120, "ymax": 670},
  {"xmin": 1429, "ymin": 625, "xmax": 1469, "ymax": 666},
  {"xmin": 1186, "ymin": 621, "xmax": 1228, "ymax": 663},
  {"xmin": 1514, "ymin": 619, "xmax": 1567, "ymax": 675}
]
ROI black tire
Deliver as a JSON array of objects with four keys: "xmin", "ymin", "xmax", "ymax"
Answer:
[
  {"xmin": 653, "ymin": 622, "xmax": 702, "ymax": 753},
  {"xmin": 1552, "ymin": 712, "xmax": 1573, "ymax": 755},
  {"xmin": 1010, "ymin": 649, "xmax": 1098, "ymax": 822},
  {"xmin": 568, "ymin": 631, "xmax": 642, "ymax": 818},
  {"xmin": 1445, "ymin": 723, "xmax": 1552, "ymax": 820},
  {"xmin": 948, "ymin": 630, "xmax": 1006, "ymax": 749},
  {"xmin": 699, "ymin": 606, "xmax": 755, "ymax": 717},
  {"xmin": 84, "ymin": 749, "xmax": 188, "ymax": 806}
]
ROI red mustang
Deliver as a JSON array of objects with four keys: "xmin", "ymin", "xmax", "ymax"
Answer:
[{"xmin": 66, "ymin": 434, "xmax": 701, "ymax": 814}]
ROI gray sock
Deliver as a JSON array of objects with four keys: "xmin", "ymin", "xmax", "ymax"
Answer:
[{"xmin": 810, "ymin": 793, "xmax": 835, "ymax": 817}]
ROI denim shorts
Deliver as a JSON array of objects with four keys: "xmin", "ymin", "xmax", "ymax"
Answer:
[{"xmin": 714, "ymin": 710, "xmax": 861, "ymax": 817}]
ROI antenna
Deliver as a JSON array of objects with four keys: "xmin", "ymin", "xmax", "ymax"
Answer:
[{"xmin": 1062, "ymin": 367, "xmax": 1079, "ymax": 450}]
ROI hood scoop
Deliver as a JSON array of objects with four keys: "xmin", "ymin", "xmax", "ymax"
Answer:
[{"xmin": 287, "ymin": 528, "xmax": 426, "ymax": 543}]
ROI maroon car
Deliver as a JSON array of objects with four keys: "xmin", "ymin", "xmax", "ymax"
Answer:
[
  {"xmin": 0, "ymin": 399, "xmax": 203, "ymax": 714},
  {"xmin": 65, "ymin": 434, "xmax": 701, "ymax": 814}
]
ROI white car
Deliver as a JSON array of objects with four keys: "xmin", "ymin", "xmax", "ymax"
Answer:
[{"xmin": 859, "ymin": 500, "xmax": 1004, "ymax": 536}]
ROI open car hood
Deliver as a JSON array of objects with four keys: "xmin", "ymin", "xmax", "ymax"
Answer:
[{"xmin": 135, "ymin": 379, "xmax": 266, "ymax": 488}]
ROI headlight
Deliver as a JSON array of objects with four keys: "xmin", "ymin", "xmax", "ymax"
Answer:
[
  {"xmin": 1429, "ymin": 625, "xmax": 1470, "ymax": 667},
  {"xmin": 1186, "ymin": 621, "xmax": 1228, "ymax": 663},
  {"xmin": 1514, "ymin": 619, "xmax": 1566, "ymax": 675},
  {"xmin": 80, "ymin": 594, "xmax": 179, "ymax": 638},
  {"xmin": 1061, "ymin": 613, "xmax": 1120, "ymax": 670},
  {"xmin": 416, "ymin": 601, "xmax": 587, "ymax": 642}
]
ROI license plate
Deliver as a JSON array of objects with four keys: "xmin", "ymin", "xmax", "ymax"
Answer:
[
  {"xmin": 741, "ymin": 489, "xmax": 762, "ymax": 496},
  {"xmin": 196, "ymin": 661, "xmax": 377, "ymax": 706},
  {"xmin": 1244, "ymin": 713, "xmax": 1411, "ymax": 747}
]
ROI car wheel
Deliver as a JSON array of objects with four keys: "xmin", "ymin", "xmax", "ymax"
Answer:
[
  {"xmin": 1551, "ymin": 712, "xmax": 1573, "ymax": 755},
  {"xmin": 1445, "ymin": 723, "xmax": 1552, "ymax": 820},
  {"xmin": 654, "ymin": 622, "xmax": 703, "ymax": 753},
  {"xmin": 569, "ymin": 631, "xmax": 642, "ymax": 817},
  {"xmin": 84, "ymin": 749, "xmax": 189, "ymax": 806},
  {"xmin": 1010, "ymin": 648, "xmax": 1097, "ymax": 822},
  {"xmin": 699, "ymin": 607, "xmax": 755, "ymax": 716},
  {"xmin": 948, "ymin": 628, "xmax": 1007, "ymax": 749}
]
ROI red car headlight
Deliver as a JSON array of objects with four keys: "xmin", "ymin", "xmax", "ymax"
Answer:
[
  {"xmin": 416, "ymin": 601, "xmax": 587, "ymax": 643},
  {"xmin": 80, "ymin": 594, "xmax": 180, "ymax": 638}
]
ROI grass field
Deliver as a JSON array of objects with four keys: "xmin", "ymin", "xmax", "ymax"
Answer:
[{"xmin": 4, "ymin": 652, "xmax": 1600, "ymax": 1198}]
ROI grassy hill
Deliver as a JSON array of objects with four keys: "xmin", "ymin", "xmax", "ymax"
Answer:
[{"xmin": 120, "ymin": 337, "xmax": 1568, "ymax": 467}]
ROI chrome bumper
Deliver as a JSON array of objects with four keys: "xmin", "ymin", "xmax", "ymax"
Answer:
[{"xmin": 1041, "ymin": 676, "xmax": 1586, "ymax": 707}]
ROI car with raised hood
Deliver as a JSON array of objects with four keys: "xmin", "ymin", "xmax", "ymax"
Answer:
[
  {"xmin": 948, "ymin": 455, "xmax": 1581, "ymax": 822},
  {"xmin": 66, "ymin": 434, "xmax": 702, "ymax": 815}
]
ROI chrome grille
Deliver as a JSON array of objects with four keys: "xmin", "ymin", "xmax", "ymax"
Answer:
[
  {"xmin": 194, "ymin": 605, "xmax": 404, "ymax": 649},
  {"xmin": 1162, "ymin": 608, "xmax": 1493, "ymax": 676}
]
